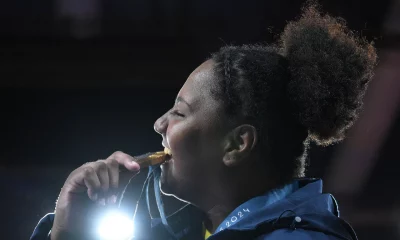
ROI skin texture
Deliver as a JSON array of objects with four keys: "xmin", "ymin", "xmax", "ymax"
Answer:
[
  {"xmin": 48, "ymin": 5, "xmax": 378, "ymax": 238},
  {"xmin": 51, "ymin": 60, "xmax": 273, "ymax": 239},
  {"xmin": 50, "ymin": 152, "xmax": 140, "ymax": 240},
  {"xmin": 154, "ymin": 60, "xmax": 228, "ymax": 202},
  {"xmin": 154, "ymin": 59, "xmax": 273, "ymax": 233}
]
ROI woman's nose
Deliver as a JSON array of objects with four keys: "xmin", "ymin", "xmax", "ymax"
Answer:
[{"xmin": 154, "ymin": 113, "xmax": 168, "ymax": 135}]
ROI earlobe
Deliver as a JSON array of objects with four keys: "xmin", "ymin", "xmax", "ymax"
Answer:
[
  {"xmin": 222, "ymin": 124, "xmax": 258, "ymax": 167},
  {"xmin": 222, "ymin": 152, "xmax": 236, "ymax": 167}
]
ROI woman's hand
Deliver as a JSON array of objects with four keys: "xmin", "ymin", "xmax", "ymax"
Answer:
[{"xmin": 50, "ymin": 151, "xmax": 140, "ymax": 240}]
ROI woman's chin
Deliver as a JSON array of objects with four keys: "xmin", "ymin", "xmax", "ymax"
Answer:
[
  {"xmin": 159, "ymin": 178, "xmax": 176, "ymax": 197},
  {"xmin": 159, "ymin": 180, "xmax": 189, "ymax": 204},
  {"xmin": 159, "ymin": 158, "xmax": 187, "ymax": 201},
  {"xmin": 160, "ymin": 164, "xmax": 173, "ymax": 195}
]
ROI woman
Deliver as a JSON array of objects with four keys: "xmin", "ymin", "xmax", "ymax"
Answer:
[{"xmin": 31, "ymin": 4, "xmax": 377, "ymax": 240}]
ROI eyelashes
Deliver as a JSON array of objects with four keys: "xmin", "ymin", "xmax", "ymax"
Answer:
[{"xmin": 170, "ymin": 110, "xmax": 185, "ymax": 118}]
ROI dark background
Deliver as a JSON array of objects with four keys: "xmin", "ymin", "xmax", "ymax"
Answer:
[{"xmin": 1, "ymin": 0, "xmax": 399, "ymax": 239}]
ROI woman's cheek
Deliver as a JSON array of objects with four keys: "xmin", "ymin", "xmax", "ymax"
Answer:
[{"xmin": 167, "ymin": 121, "xmax": 200, "ymax": 165}]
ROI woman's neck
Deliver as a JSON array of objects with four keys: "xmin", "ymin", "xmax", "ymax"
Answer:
[
  {"xmin": 198, "ymin": 173, "xmax": 276, "ymax": 234},
  {"xmin": 203, "ymin": 204, "xmax": 232, "ymax": 233}
]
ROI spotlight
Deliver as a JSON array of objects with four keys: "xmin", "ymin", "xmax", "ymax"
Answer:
[{"xmin": 97, "ymin": 210, "xmax": 134, "ymax": 240}]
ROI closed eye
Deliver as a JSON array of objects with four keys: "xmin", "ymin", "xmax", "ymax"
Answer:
[{"xmin": 170, "ymin": 110, "xmax": 185, "ymax": 117}]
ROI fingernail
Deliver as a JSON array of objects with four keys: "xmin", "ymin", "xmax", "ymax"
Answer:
[
  {"xmin": 98, "ymin": 198, "xmax": 106, "ymax": 206},
  {"xmin": 93, "ymin": 193, "xmax": 98, "ymax": 201},
  {"xmin": 130, "ymin": 161, "xmax": 140, "ymax": 169},
  {"xmin": 108, "ymin": 195, "xmax": 117, "ymax": 204}
]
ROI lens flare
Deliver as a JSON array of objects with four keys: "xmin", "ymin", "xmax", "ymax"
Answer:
[{"xmin": 97, "ymin": 211, "xmax": 134, "ymax": 240}]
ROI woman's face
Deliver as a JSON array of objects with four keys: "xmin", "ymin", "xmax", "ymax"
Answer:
[{"xmin": 154, "ymin": 60, "xmax": 229, "ymax": 202}]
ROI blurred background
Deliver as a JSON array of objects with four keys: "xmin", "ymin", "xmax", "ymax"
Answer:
[{"xmin": 0, "ymin": 0, "xmax": 399, "ymax": 239}]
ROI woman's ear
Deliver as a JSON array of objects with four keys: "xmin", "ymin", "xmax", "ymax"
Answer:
[{"xmin": 222, "ymin": 124, "xmax": 258, "ymax": 167}]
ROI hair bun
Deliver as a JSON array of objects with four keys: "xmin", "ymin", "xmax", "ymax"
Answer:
[{"xmin": 280, "ymin": 3, "xmax": 377, "ymax": 146}]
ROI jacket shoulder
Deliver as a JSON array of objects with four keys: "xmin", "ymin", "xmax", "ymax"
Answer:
[
  {"xmin": 30, "ymin": 213, "xmax": 54, "ymax": 240},
  {"xmin": 254, "ymin": 229, "xmax": 343, "ymax": 240}
]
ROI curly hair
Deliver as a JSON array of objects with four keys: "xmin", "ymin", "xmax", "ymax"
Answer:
[{"xmin": 210, "ymin": 3, "xmax": 377, "ymax": 184}]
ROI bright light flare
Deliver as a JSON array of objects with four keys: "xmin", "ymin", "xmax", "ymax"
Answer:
[{"xmin": 97, "ymin": 211, "xmax": 134, "ymax": 240}]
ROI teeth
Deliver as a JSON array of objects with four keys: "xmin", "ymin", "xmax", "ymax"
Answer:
[{"xmin": 164, "ymin": 147, "xmax": 172, "ymax": 156}]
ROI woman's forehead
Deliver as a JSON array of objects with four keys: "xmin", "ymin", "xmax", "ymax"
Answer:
[{"xmin": 178, "ymin": 60, "xmax": 217, "ymax": 102}]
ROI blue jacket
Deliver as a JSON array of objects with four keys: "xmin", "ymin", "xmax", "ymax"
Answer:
[{"xmin": 30, "ymin": 178, "xmax": 357, "ymax": 240}]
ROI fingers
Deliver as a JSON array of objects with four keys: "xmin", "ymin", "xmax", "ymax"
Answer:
[
  {"xmin": 80, "ymin": 167, "xmax": 101, "ymax": 201},
  {"xmin": 107, "ymin": 151, "xmax": 140, "ymax": 172},
  {"xmin": 91, "ymin": 159, "xmax": 119, "ymax": 205},
  {"xmin": 93, "ymin": 161, "xmax": 109, "ymax": 192},
  {"xmin": 65, "ymin": 160, "xmax": 116, "ymax": 203},
  {"xmin": 106, "ymin": 158, "xmax": 119, "ymax": 190},
  {"xmin": 63, "ymin": 151, "xmax": 139, "ymax": 205},
  {"xmin": 105, "ymin": 158, "xmax": 119, "ymax": 204},
  {"xmin": 90, "ymin": 161, "xmax": 110, "ymax": 205}
]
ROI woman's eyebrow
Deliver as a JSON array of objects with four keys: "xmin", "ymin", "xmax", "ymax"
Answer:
[{"xmin": 175, "ymin": 96, "xmax": 192, "ymax": 110}]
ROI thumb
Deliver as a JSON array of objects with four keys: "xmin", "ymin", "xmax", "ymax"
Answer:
[{"xmin": 107, "ymin": 151, "xmax": 140, "ymax": 172}]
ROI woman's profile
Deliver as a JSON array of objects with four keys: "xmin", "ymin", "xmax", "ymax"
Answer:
[{"xmin": 31, "ymin": 3, "xmax": 377, "ymax": 240}]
